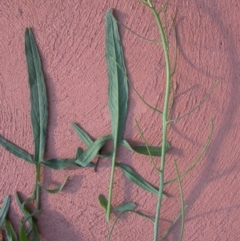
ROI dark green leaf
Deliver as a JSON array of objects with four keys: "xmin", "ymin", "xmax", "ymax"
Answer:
[
  {"xmin": 25, "ymin": 28, "xmax": 48, "ymax": 163},
  {"xmin": 117, "ymin": 163, "xmax": 161, "ymax": 195},
  {"xmin": 75, "ymin": 135, "xmax": 112, "ymax": 167},
  {"xmin": 98, "ymin": 194, "xmax": 108, "ymax": 211},
  {"xmin": 38, "ymin": 176, "xmax": 70, "ymax": 194},
  {"xmin": 120, "ymin": 139, "xmax": 171, "ymax": 156},
  {"xmin": 113, "ymin": 202, "xmax": 136, "ymax": 212},
  {"xmin": 0, "ymin": 196, "xmax": 10, "ymax": 228},
  {"xmin": 4, "ymin": 220, "xmax": 18, "ymax": 241},
  {"xmin": 0, "ymin": 136, "xmax": 33, "ymax": 163},
  {"xmin": 106, "ymin": 9, "xmax": 128, "ymax": 145},
  {"xmin": 20, "ymin": 225, "xmax": 28, "ymax": 241}
]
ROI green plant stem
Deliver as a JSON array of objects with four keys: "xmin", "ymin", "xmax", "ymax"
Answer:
[
  {"xmin": 106, "ymin": 147, "xmax": 117, "ymax": 221},
  {"xmin": 35, "ymin": 163, "xmax": 41, "ymax": 210},
  {"xmin": 149, "ymin": 5, "xmax": 171, "ymax": 241}
]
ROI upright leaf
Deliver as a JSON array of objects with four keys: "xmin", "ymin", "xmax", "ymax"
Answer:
[
  {"xmin": 4, "ymin": 220, "xmax": 18, "ymax": 241},
  {"xmin": 105, "ymin": 8, "xmax": 129, "ymax": 221},
  {"xmin": 0, "ymin": 196, "xmax": 10, "ymax": 228},
  {"xmin": 0, "ymin": 136, "xmax": 33, "ymax": 163},
  {"xmin": 106, "ymin": 9, "xmax": 128, "ymax": 145},
  {"xmin": 25, "ymin": 28, "xmax": 48, "ymax": 163}
]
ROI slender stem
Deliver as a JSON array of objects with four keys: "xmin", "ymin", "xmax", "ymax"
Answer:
[
  {"xmin": 149, "ymin": 6, "xmax": 171, "ymax": 241},
  {"xmin": 106, "ymin": 145, "xmax": 117, "ymax": 221},
  {"xmin": 35, "ymin": 163, "xmax": 41, "ymax": 210}
]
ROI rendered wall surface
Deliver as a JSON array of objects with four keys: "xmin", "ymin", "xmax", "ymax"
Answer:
[{"xmin": 1, "ymin": 0, "xmax": 240, "ymax": 240}]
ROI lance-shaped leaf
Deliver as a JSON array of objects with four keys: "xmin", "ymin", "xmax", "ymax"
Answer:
[
  {"xmin": 105, "ymin": 8, "xmax": 129, "ymax": 221},
  {"xmin": 75, "ymin": 135, "xmax": 112, "ymax": 167},
  {"xmin": 0, "ymin": 136, "xmax": 33, "ymax": 163},
  {"xmin": 0, "ymin": 196, "xmax": 10, "ymax": 228},
  {"xmin": 4, "ymin": 220, "xmax": 18, "ymax": 241},
  {"xmin": 120, "ymin": 139, "xmax": 171, "ymax": 156},
  {"xmin": 25, "ymin": 28, "xmax": 48, "ymax": 163},
  {"xmin": 106, "ymin": 9, "xmax": 128, "ymax": 145},
  {"xmin": 117, "ymin": 163, "xmax": 163, "ymax": 195}
]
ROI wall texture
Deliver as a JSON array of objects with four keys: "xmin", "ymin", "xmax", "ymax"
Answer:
[{"xmin": 1, "ymin": 0, "xmax": 240, "ymax": 240}]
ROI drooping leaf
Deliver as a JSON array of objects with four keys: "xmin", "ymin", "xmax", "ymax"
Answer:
[
  {"xmin": 72, "ymin": 124, "xmax": 113, "ymax": 158},
  {"xmin": 75, "ymin": 135, "xmax": 112, "ymax": 167},
  {"xmin": 4, "ymin": 220, "xmax": 18, "ymax": 241},
  {"xmin": 98, "ymin": 194, "xmax": 108, "ymax": 211},
  {"xmin": 120, "ymin": 139, "xmax": 171, "ymax": 156},
  {"xmin": 0, "ymin": 137, "xmax": 33, "ymax": 163},
  {"xmin": 25, "ymin": 28, "xmax": 48, "ymax": 163},
  {"xmin": 0, "ymin": 196, "xmax": 10, "ymax": 228},
  {"xmin": 116, "ymin": 163, "xmax": 161, "ymax": 195},
  {"xmin": 113, "ymin": 202, "xmax": 136, "ymax": 212},
  {"xmin": 38, "ymin": 176, "xmax": 70, "ymax": 194},
  {"xmin": 71, "ymin": 123, "xmax": 93, "ymax": 147},
  {"xmin": 106, "ymin": 9, "xmax": 128, "ymax": 145}
]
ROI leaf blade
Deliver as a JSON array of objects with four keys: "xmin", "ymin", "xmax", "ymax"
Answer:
[
  {"xmin": 106, "ymin": 9, "xmax": 128, "ymax": 145},
  {"xmin": 25, "ymin": 28, "xmax": 48, "ymax": 163},
  {"xmin": 117, "ymin": 163, "xmax": 160, "ymax": 195},
  {"xmin": 0, "ymin": 136, "xmax": 33, "ymax": 163},
  {"xmin": 120, "ymin": 139, "xmax": 171, "ymax": 156},
  {"xmin": 0, "ymin": 196, "xmax": 11, "ymax": 228},
  {"xmin": 75, "ymin": 135, "xmax": 112, "ymax": 167},
  {"xmin": 113, "ymin": 202, "xmax": 136, "ymax": 212}
]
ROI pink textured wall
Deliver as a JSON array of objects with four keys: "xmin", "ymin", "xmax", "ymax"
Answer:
[{"xmin": 1, "ymin": 0, "xmax": 240, "ymax": 240}]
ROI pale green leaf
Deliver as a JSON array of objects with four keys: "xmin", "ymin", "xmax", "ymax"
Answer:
[{"xmin": 98, "ymin": 194, "xmax": 108, "ymax": 211}]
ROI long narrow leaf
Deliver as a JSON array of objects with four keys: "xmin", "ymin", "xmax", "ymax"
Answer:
[
  {"xmin": 120, "ymin": 139, "xmax": 170, "ymax": 156},
  {"xmin": 25, "ymin": 28, "xmax": 48, "ymax": 163},
  {"xmin": 75, "ymin": 135, "xmax": 112, "ymax": 167},
  {"xmin": 38, "ymin": 176, "xmax": 70, "ymax": 194},
  {"xmin": 105, "ymin": 8, "xmax": 129, "ymax": 222},
  {"xmin": 106, "ymin": 9, "xmax": 128, "ymax": 145},
  {"xmin": 31, "ymin": 221, "xmax": 40, "ymax": 241},
  {"xmin": 41, "ymin": 159, "xmax": 83, "ymax": 170},
  {"xmin": 0, "ymin": 137, "xmax": 33, "ymax": 163},
  {"xmin": 116, "ymin": 163, "xmax": 162, "ymax": 195},
  {"xmin": 14, "ymin": 193, "xmax": 33, "ymax": 232},
  {"xmin": 19, "ymin": 225, "xmax": 28, "ymax": 241},
  {"xmin": 4, "ymin": 220, "xmax": 18, "ymax": 241},
  {"xmin": 0, "ymin": 196, "xmax": 10, "ymax": 228}
]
